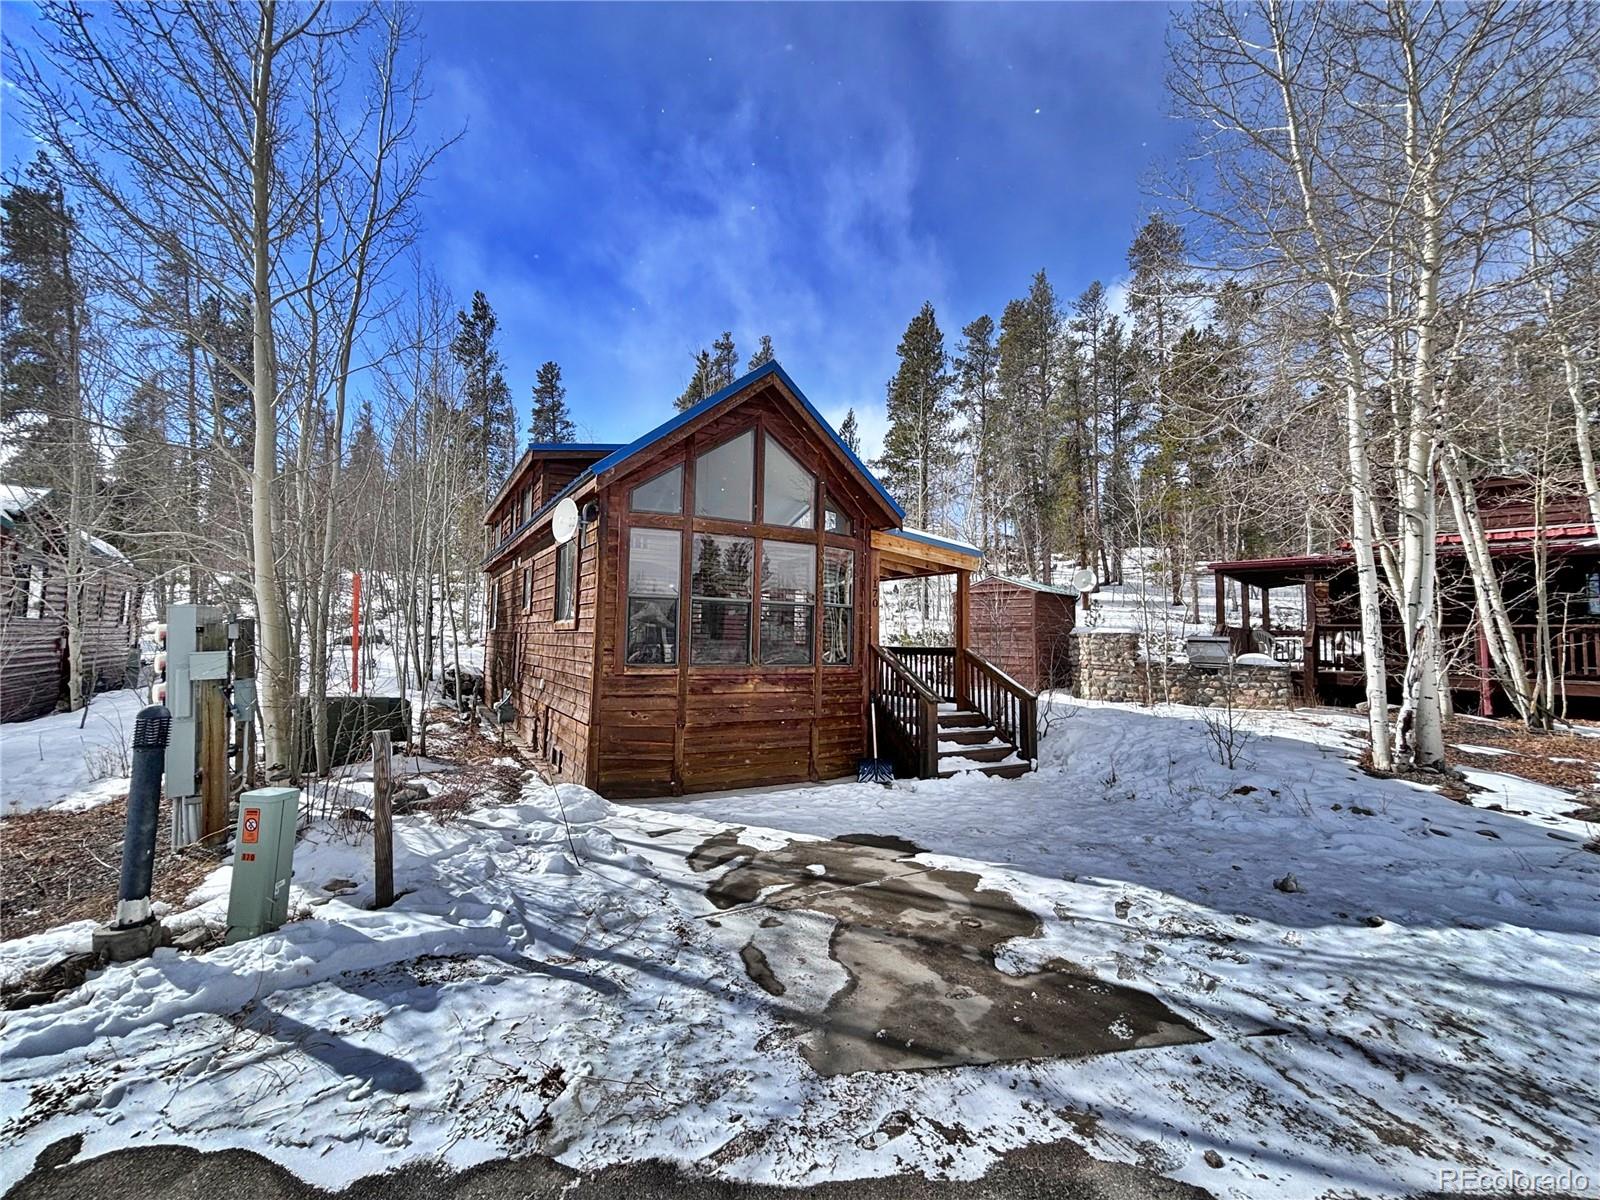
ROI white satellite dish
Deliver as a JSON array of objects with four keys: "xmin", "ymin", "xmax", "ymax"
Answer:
[
  {"xmin": 1071, "ymin": 567, "xmax": 1098, "ymax": 593},
  {"xmin": 551, "ymin": 496, "xmax": 580, "ymax": 544}
]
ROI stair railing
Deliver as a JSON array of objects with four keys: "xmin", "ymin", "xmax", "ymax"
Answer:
[
  {"xmin": 958, "ymin": 649, "xmax": 1038, "ymax": 765},
  {"xmin": 872, "ymin": 644, "xmax": 941, "ymax": 778}
]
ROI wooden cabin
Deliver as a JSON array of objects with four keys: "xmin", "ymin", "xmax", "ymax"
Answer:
[
  {"xmin": 970, "ymin": 574, "xmax": 1077, "ymax": 692},
  {"xmin": 1209, "ymin": 478, "xmax": 1599, "ymax": 714},
  {"xmin": 482, "ymin": 361, "xmax": 1037, "ymax": 798},
  {"xmin": 1, "ymin": 484, "xmax": 143, "ymax": 723}
]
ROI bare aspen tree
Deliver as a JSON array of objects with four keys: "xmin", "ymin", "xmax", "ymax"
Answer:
[{"xmin": 11, "ymin": 2, "xmax": 444, "ymax": 776}]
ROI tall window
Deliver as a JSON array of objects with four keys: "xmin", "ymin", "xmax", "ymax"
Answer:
[
  {"xmin": 695, "ymin": 431, "xmax": 754, "ymax": 521},
  {"xmin": 521, "ymin": 563, "xmax": 533, "ymax": 611},
  {"xmin": 26, "ymin": 565, "xmax": 46, "ymax": 619},
  {"xmin": 626, "ymin": 528, "xmax": 680, "ymax": 664},
  {"xmin": 692, "ymin": 534, "xmax": 753, "ymax": 663},
  {"xmin": 823, "ymin": 548, "xmax": 854, "ymax": 665},
  {"xmin": 759, "ymin": 542, "xmax": 815, "ymax": 665},
  {"xmin": 488, "ymin": 578, "xmax": 499, "ymax": 630},
  {"xmin": 554, "ymin": 540, "xmax": 576, "ymax": 621},
  {"xmin": 763, "ymin": 434, "xmax": 815, "ymax": 528}
]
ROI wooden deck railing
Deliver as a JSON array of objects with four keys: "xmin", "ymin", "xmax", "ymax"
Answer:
[
  {"xmin": 958, "ymin": 649, "xmax": 1038, "ymax": 763},
  {"xmin": 886, "ymin": 645, "xmax": 957, "ymax": 701},
  {"xmin": 872, "ymin": 644, "xmax": 941, "ymax": 779},
  {"xmin": 1261, "ymin": 622, "xmax": 1600, "ymax": 680}
]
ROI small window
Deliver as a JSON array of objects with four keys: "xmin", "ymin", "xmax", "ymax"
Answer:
[
  {"xmin": 630, "ymin": 464, "xmax": 683, "ymax": 514},
  {"xmin": 763, "ymin": 434, "xmax": 815, "ymax": 528},
  {"xmin": 554, "ymin": 540, "xmax": 576, "ymax": 622},
  {"xmin": 824, "ymin": 495, "xmax": 853, "ymax": 535},
  {"xmin": 521, "ymin": 564, "xmax": 532, "ymax": 611},
  {"xmin": 626, "ymin": 528, "xmax": 681, "ymax": 664},
  {"xmin": 26, "ymin": 565, "xmax": 45, "ymax": 619},
  {"xmin": 488, "ymin": 579, "xmax": 499, "ymax": 630},
  {"xmin": 1589, "ymin": 573, "xmax": 1600, "ymax": 617},
  {"xmin": 694, "ymin": 431, "xmax": 754, "ymax": 522},
  {"xmin": 691, "ymin": 533, "xmax": 754, "ymax": 664},
  {"xmin": 759, "ymin": 541, "xmax": 815, "ymax": 665},
  {"xmin": 823, "ymin": 547, "xmax": 854, "ymax": 665}
]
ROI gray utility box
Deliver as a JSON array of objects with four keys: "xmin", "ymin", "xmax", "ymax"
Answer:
[
  {"xmin": 1185, "ymin": 634, "xmax": 1234, "ymax": 668},
  {"xmin": 225, "ymin": 787, "xmax": 300, "ymax": 944}
]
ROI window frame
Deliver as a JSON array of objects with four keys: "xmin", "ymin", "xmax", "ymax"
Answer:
[
  {"xmin": 554, "ymin": 538, "xmax": 577, "ymax": 623},
  {"xmin": 624, "ymin": 526, "xmax": 682, "ymax": 667},
  {"xmin": 690, "ymin": 532, "xmax": 755, "ymax": 665},
  {"xmin": 822, "ymin": 546, "xmax": 855, "ymax": 665}
]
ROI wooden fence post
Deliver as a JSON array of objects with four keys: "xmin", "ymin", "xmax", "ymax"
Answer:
[{"xmin": 372, "ymin": 729, "xmax": 394, "ymax": 908}]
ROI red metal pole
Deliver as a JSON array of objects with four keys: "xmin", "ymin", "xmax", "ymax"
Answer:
[{"xmin": 352, "ymin": 571, "xmax": 362, "ymax": 694}]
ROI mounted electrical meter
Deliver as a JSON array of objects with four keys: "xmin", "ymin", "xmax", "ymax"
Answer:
[{"xmin": 224, "ymin": 787, "xmax": 300, "ymax": 944}]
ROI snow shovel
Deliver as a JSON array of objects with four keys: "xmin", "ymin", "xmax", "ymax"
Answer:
[{"xmin": 858, "ymin": 705, "xmax": 894, "ymax": 785}]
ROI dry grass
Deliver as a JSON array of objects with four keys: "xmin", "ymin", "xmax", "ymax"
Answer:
[
  {"xmin": 1, "ymin": 795, "xmax": 221, "ymax": 941},
  {"xmin": 1445, "ymin": 715, "xmax": 1600, "ymax": 796}
]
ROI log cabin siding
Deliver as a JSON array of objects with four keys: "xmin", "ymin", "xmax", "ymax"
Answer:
[
  {"xmin": 1, "ymin": 523, "xmax": 142, "ymax": 723},
  {"xmin": 588, "ymin": 386, "xmax": 878, "ymax": 798}
]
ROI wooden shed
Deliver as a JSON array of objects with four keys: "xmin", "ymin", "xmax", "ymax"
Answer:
[
  {"xmin": 1, "ymin": 484, "xmax": 143, "ymax": 723},
  {"xmin": 482, "ymin": 361, "xmax": 1039, "ymax": 798},
  {"xmin": 970, "ymin": 574, "xmax": 1078, "ymax": 693}
]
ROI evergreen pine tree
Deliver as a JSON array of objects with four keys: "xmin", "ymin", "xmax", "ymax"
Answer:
[
  {"xmin": 195, "ymin": 292, "xmax": 254, "ymax": 456},
  {"xmin": 746, "ymin": 334, "xmax": 775, "ymax": 370},
  {"xmin": 875, "ymin": 301, "xmax": 955, "ymax": 531},
  {"xmin": 997, "ymin": 270, "xmax": 1071, "ymax": 582},
  {"xmin": 954, "ymin": 314, "xmax": 999, "ymax": 551},
  {"xmin": 838, "ymin": 408, "xmax": 860, "ymax": 455},
  {"xmin": 710, "ymin": 330, "xmax": 738, "ymax": 389},
  {"xmin": 450, "ymin": 290, "xmax": 516, "ymax": 495},
  {"xmin": 0, "ymin": 157, "xmax": 84, "ymax": 485},
  {"xmin": 675, "ymin": 349, "xmax": 716, "ymax": 411},
  {"xmin": 529, "ymin": 360, "xmax": 575, "ymax": 442}
]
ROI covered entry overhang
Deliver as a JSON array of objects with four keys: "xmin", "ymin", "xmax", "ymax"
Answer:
[{"xmin": 870, "ymin": 527, "xmax": 983, "ymax": 655}]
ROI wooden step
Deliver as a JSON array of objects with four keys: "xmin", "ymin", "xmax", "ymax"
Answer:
[
  {"xmin": 938, "ymin": 759, "xmax": 1032, "ymax": 781},
  {"xmin": 938, "ymin": 741, "xmax": 1014, "ymax": 763},
  {"xmin": 937, "ymin": 709, "xmax": 988, "ymax": 729},
  {"xmin": 938, "ymin": 726, "xmax": 1002, "ymax": 746}
]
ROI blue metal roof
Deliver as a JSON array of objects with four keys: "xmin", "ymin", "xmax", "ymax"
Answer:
[{"xmin": 526, "ymin": 441, "xmax": 622, "ymax": 454}]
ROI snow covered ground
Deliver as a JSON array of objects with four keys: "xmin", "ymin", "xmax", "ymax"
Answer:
[
  {"xmin": 0, "ymin": 688, "xmax": 148, "ymax": 816},
  {"xmin": 1, "ymin": 699, "xmax": 1597, "ymax": 1197}
]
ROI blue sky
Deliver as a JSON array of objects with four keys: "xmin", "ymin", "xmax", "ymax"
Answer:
[
  {"xmin": 4, "ymin": 2, "xmax": 1185, "ymax": 458},
  {"xmin": 411, "ymin": 3, "xmax": 1184, "ymax": 455}
]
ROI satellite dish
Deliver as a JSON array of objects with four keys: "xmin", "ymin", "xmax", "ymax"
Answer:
[
  {"xmin": 1071, "ymin": 567, "xmax": 1098, "ymax": 593},
  {"xmin": 552, "ymin": 497, "xmax": 580, "ymax": 544}
]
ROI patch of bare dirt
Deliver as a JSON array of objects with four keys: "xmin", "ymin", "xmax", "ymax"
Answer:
[
  {"xmin": 1446, "ymin": 715, "xmax": 1600, "ymax": 795},
  {"xmin": 0, "ymin": 795, "xmax": 220, "ymax": 941}
]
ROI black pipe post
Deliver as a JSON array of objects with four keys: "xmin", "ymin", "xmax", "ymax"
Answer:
[{"xmin": 114, "ymin": 704, "xmax": 171, "ymax": 929}]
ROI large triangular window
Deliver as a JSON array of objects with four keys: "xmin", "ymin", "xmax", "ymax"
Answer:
[{"xmin": 763, "ymin": 434, "xmax": 815, "ymax": 528}]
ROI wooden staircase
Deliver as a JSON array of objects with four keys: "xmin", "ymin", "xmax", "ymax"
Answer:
[{"xmin": 870, "ymin": 645, "xmax": 1038, "ymax": 781}]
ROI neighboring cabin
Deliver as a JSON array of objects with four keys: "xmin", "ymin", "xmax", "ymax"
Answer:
[
  {"xmin": 482, "ymin": 361, "xmax": 1037, "ymax": 799},
  {"xmin": 1209, "ymin": 477, "xmax": 1599, "ymax": 714},
  {"xmin": 1, "ymin": 485, "xmax": 142, "ymax": 723}
]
